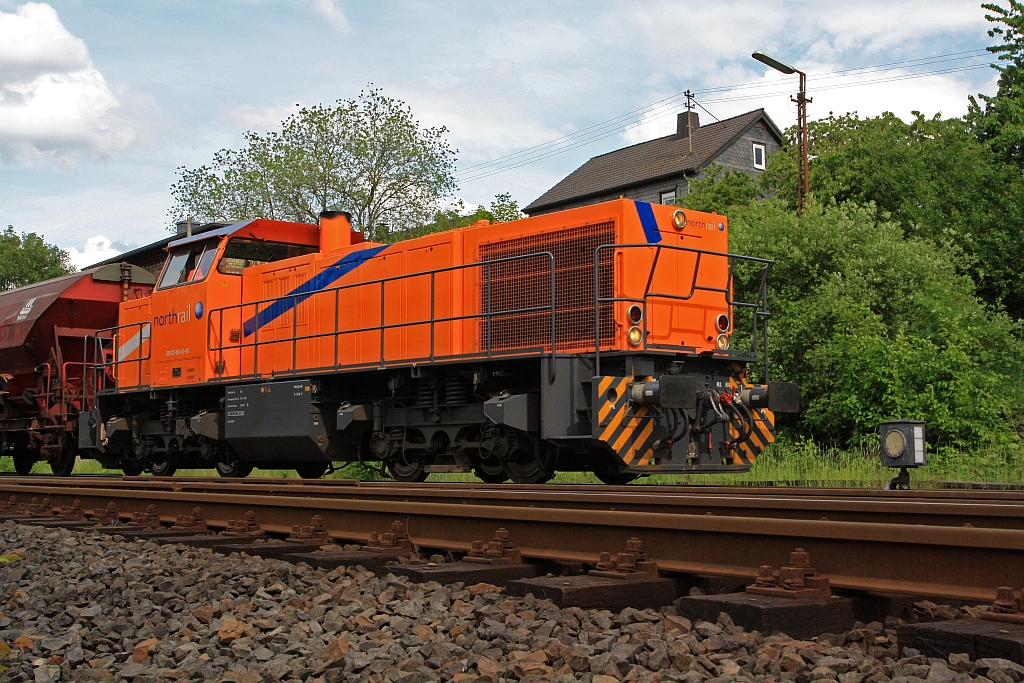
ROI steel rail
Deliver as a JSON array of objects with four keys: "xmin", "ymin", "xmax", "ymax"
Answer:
[
  {"xmin": 0, "ymin": 478, "xmax": 1021, "ymax": 529},
  {"xmin": 0, "ymin": 481, "xmax": 1020, "ymax": 602}
]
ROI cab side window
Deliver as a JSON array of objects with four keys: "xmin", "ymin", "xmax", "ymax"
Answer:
[{"xmin": 157, "ymin": 239, "xmax": 221, "ymax": 290}]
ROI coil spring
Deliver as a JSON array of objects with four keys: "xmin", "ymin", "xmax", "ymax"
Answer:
[
  {"xmin": 417, "ymin": 381, "xmax": 434, "ymax": 407},
  {"xmin": 444, "ymin": 375, "xmax": 471, "ymax": 405}
]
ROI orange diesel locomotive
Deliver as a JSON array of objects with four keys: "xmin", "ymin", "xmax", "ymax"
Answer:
[{"xmin": 78, "ymin": 199, "xmax": 798, "ymax": 482}]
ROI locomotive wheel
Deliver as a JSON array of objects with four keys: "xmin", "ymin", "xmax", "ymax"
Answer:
[
  {"xmin": 474, "ymin": 461, "xmax": 510, "ymax": 484},
  {"xmin": 503, "ymin": 447, "xmax": 553, "ymax": 485},
  {"xmin": 149, "ymin": 458, "xmax": 176, "ymax": 477},
  {"xmin": 594, "ymin": 469, "xmax": 639, "ymax": 485},
  {"xmin": 387, "ymin": 459, "xmax": 429, "ymax": 482},
  {"xmin": 216, "ymin": 455, "xmax": 254, "ymax": 478},
  {"xmin": 13, "ymin": 453, "xmax": 35, "ymax": 476},
  {"xmin": 49, "ymin": 448, "xmax": 77, "ymax": 477},
  {"xmin": 295, "ymin": 462, "xmax": 328, "ymax": 479}
]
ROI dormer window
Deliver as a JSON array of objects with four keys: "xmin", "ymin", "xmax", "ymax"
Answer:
[{"xmin": 753, "ymin": 143, "xmax": 766, "ymax": 170}]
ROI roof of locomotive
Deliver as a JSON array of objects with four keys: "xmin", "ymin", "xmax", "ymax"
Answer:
[{"xmin": 167, "ymin": 220, "xmax": 256, "ymax": 250}]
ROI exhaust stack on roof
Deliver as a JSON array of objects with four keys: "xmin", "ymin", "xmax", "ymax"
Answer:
[{"xmin": 319, "ymin": 211, "xmax": 363, "ymax": 252}]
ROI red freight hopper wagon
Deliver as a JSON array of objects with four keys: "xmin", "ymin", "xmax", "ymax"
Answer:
[
  {"xmin": 79, "ymin": 198, "xmax": 798, "ymax": 482},
  {"xmin": 0, "ymin": 264, "xmax": 154, "ymax": 474}
]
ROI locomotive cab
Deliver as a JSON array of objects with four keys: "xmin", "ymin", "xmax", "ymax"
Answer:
[{"xmin": 125, "ymin": 222, "xmax": 321, "ymax": 389}]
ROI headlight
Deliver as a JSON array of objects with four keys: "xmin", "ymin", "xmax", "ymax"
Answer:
[
  {"xmin": 716, "ymin": 334, "xmax": 730, "ymax": 350},
  {"xmin": 628, "ymin": 326, "xmax": 644, "ymax": 346},
  {"xmin": 672, "ymin": 210, "xmax": 688, "ymax": 230}
]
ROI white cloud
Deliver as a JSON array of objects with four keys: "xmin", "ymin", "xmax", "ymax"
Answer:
[
  {"xmin": 310, "ymin": 0, "xmax": 350, "ymax": 33},
  {"xmin": 221, "ymin": 103, "xmax": 297, "ymax": 132},
  {"xmin": 66, "ymin": 235, "xmax": 121, "ymax": 269},
  {"xmin": 0, "ymin": 2, "xmax": 135, "ymax": 164}
]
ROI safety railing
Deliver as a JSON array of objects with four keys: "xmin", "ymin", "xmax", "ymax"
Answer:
[
  {"xmin": 207, "ymin": 251, "xmax": 558, "ymax": 383},
  {"xmin": 594, "ymin": 243, "xmax": 773, "ymax": 378},
  {"xmin": 83, "ymin": 321, "xmax": 152, "ymax": 401}
]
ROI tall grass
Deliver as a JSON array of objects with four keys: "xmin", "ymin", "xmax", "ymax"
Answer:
[{"xmin": 4, "ymin": 438, "xmax": 1022, "ymax": 486}]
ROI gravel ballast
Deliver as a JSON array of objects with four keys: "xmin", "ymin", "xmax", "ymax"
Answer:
[{"xmin": 1, "ymin": 521, "xmax": 1020, "ymax": 683}]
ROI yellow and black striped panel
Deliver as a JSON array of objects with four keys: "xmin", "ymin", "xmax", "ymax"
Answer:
[
  {"xmin": 593, "ymin": 376, "xmax": 661, "ymax": 467},
  {"xmin": 728, "ymin": 374, "xmax": 776, "ymax": 465}
]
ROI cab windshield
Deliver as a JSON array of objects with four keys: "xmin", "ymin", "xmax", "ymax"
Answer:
[
  {"xmin": 217, "ymin": 238, "xmax": 318, "ymax": 275},
  {"xmin": 157, "ymin": 239, "xmax": 220, "ymax": 290}
]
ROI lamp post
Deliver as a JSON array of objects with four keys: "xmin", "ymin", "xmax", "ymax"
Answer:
[{"xmin": 752, "ymin": 51, "xmax": 811, "ymax": 218}]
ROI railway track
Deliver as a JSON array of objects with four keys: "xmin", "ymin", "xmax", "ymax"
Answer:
[{"xmin": 0, "ymin": 476, "xmax": 1021, "ymax": 603}]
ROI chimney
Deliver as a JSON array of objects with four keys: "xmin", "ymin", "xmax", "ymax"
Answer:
[
  {"xmin": 676, "ymin": 111, "xmax": 700, "ymax": 139},
  {"xmin": 319, "ymin": 210, "xmax": 361, "ymax": 252}
]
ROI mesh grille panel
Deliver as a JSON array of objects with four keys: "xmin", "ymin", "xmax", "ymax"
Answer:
[{"xmin": 479, "ymin": 222, "xmax": 616, "ymax": 351}]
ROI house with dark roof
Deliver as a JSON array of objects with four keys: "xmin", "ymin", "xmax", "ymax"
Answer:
[{"xmin": 524, "ymin": 108, "xmax": 783, "ymax": 216}]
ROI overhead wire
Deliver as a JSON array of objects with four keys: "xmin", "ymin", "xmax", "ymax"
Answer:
[{"xmin": 456, "ymin": 49, "xmax": 995, "ymax": 183}]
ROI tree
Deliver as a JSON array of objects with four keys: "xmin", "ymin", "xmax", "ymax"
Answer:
[
  {"xmin": 170, "ymin": 88, "xmax": 458, "ymax": 243},
  {"xmin": 970, "ymin": 1, "xmax": 1024, "ymax": 167},
  {"xmin": 0, "ymin": 226, "xmax": 74, "ymax": 290},
  {"xmin": 678, "ymin": 163, "xmax": 762, "ymax": 215},
  {"xmin": 727, "ymin": 200, "xmax": 1024, "ymax": 452},
  {"xmin": 489, "ymin": 193, "xmax": 524, "ymax": 222},
  {"xmin": 759, "ymin": 111, "xmax": 1024, "ymax": 318},
  {"xmin": 386, "ymin": 194, "xmax": 521, "ymax": 242}
]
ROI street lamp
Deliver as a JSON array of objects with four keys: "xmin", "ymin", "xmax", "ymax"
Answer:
[{"xmin": 752, "ymin": 51, "xmax": 811, "ymax": 218}]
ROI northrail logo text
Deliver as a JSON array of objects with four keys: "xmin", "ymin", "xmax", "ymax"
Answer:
[{"xmin": 153, "ymin": 305, "xmax": 191, "ymax": 326}]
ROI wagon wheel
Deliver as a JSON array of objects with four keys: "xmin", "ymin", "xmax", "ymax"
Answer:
[
  {"xmin": 49, "ymin": 445, "xmax": 77, "ymax": 477},
  {"xmin": 502, "ymin": 444, "xmax": 554, "ymax": 485},
  {"xmin": 295, "ymin": 462, "xmax": 328, "ymax": 479}
]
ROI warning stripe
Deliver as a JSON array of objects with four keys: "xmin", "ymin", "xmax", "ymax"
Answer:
[
  {"xmin": 727, "ymin": 375, "xmax": 776, "ymax": 464},
  {"xmin": 595, "ymin": 375, "xmax": 660, "ymax": 467},
  {"xmin": 597, "ymin": 376, "xmax": 616, "ymax": 424}
]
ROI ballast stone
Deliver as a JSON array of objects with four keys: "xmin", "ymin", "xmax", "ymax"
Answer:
[{"xmin": 0, "ymin": 520, "xmax": 1007, "ymax": 683}]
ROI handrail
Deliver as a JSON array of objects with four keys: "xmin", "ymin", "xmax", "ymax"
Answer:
[
  {"xmin": 83, "ymin": 320, "xmax": 152, "ymax": 399},
  {"xmin": 594, "ymin": 242, "xmax": 774, "ymax": 378},
  {"xmin": 207, "ymin": 251, "xmax": 559, "ymax": 383}
]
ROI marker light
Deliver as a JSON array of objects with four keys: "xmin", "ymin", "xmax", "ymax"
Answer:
[
  {"xmin": 716, "ymin": 334, "xmax": 730, "ymax": 350},
  {"xmin": 628, "ymin": 305, "xmax": 643, "ymax": 324},
  {"xmin": 716, "ymin": 314, "xmax": 730, "ymax": 332},
  {"xmin": 628, "ymin": 326, "xmax": 644, "ymax": 346},
  {"xmin": 672, "ymin": 210, "xmax": 688, "ymax": 230}
]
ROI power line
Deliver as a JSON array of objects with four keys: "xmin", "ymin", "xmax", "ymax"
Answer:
[
  {"xmin": 456, "ymin": 50, "xmax": 994, "ymax": 183},
  {"xmin": 456, "ymin": 49, "xmax": 990, "ymax": 178}
]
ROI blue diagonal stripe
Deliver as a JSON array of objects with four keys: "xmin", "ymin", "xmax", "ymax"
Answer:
[
  {"xmin": 242, "ymin": 244, "xmax": 389, "ymax": 338},
  {"xmin": 634, "ymin": 200, "xmax": 662, "ymax": 244}
]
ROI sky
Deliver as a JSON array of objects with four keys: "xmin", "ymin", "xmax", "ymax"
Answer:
[{"xmin": 0, "ymin": 0, "xmax": 1001, "ymax": 268}]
